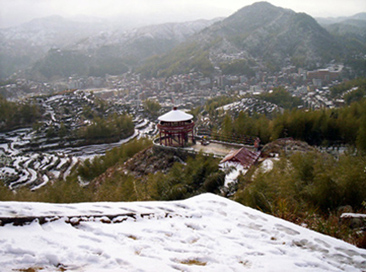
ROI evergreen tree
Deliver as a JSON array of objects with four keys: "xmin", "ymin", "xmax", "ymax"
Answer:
[{"xmin": 356, "ymin": 115, "xmax": 366, "ymax": 154}]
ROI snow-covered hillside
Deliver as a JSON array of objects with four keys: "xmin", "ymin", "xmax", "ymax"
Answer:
[
  {"xmin": 73, "ymin": 19, "xmax": 221, "ymax": 51},
  {"xmin": 0, "ymin": 194, "xmax": 365, "ymax": 271}
]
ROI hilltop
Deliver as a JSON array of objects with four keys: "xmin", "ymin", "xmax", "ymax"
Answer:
[
  {"xmin": 139, "ymin": 1, "xmax": 346, "ymax": 77},
  {"xmin": 1, "ymin": 193, "xmax": 365, "ymax": 271}
]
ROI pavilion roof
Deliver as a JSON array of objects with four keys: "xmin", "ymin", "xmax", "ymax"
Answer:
[{"xmin": 158, "ymin": 108, "xmax": 193, "ymax": 122}]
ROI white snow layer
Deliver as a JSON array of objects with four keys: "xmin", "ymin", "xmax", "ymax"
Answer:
[
  {"xmin": 0, "ymin": 193, "xmax": 365, "ymax": 272},
  {"xmin": 220, "ymin": 162, "xmax": 246, "ymax": 187}
]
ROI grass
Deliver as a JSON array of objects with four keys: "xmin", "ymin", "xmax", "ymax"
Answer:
[{"xmin": 179, "ymin": 259, "xmax": 207, "ymax": 266}]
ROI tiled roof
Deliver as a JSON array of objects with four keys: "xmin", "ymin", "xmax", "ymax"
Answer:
[{"xmin": 220, "ymin": 147, "xmax": 260, "ymax": 168}]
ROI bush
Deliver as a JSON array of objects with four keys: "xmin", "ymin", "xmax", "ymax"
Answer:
[
  {"xmin": 77, "ymin": 138, "xmax": 151, "ymax": 182},
  {"xmin": 234, "ymin": 151, "xmax": 366, "ymax": 247},
  {"xmin": 149, "ymin": 153, "xmax": 223, "ymax": 200},
  {"xmin": 235, "ymin": 151, "xmax": 366, "ymax": 215},
  {"xmin": 203, "ymin": 172, "xmax": 225, "ymax": 193}
]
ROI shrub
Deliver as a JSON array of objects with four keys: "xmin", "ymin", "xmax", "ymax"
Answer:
[{"xmin": 203, "ymin": 172, "xmax": 225, "ymax": 193}]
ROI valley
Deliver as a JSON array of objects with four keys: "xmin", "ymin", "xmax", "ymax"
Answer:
[{"xmin": 0, "ymin": 1, "xmax": 366, "ymax": 255}]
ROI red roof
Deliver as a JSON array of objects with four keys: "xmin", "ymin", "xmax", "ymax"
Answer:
[{"xmin": 220, "ymin": 147, "xmax": 260, "ymax": 168}]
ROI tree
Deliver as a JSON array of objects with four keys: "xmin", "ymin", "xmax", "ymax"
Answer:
[
  {"xmin": 58, "ymin": 122, "xmax": 67, "ymax": 139},
  {"xmin": 356, "ymin": 115, "xmax": 366, "ymax": 154},
  {"xmin": 143, "ymin": 99, "xmax": 161, "ymax": 118},
  {"xmin": 222, "ymin": 114, "xmax": 233, "ymax": 140},
  {"xmin": 260, "ymin": 87, "xmax": 302, "ymax": 109}
]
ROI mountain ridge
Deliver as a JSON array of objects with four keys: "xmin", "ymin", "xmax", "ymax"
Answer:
[
  {"xmin": 1, "ymin": 2, "xmax": 365, "ymax": 80},
  {"xmin": 138, "ymin": 1, "xmax": 345, "ymax": 77}
]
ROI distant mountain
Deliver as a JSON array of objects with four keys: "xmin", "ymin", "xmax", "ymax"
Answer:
[
  {"xmin": 29, "ymin": 18, "xmax": 221, "ymax": 80},
  {"xmin": 210, "ymin": 2, "xmax": 341, "ymax": 66},
  {"xmin": 352, "ymin": 12, "xmax": 366, "ymax": 20},
  {"xmin": 0, "ymin": 16, "xmax": 111, "ymax": 79},
  {"xmin": 316, "ymin": 12, "xmax": 366, "ymax": 25},
  {"xmin": 326, "ymin": 19, "xmax": 366, "ymax": 40},
  {"xmin": 1, "ymin": 15, "xmax": 110, "ymax": 47},
  {"xmin": 139, "ymin": 2, "xmax": 343, "ymax": 77},
  {"xmin": 0, "ymin": 14, "xmax": 220, "ymax": 80},
  {"xmin": 318, "ymin": 12, "xmax": 366, "ymax": 44},
  {"xmin": 1, "ymin": 3, "xmax": 365, "ymax": 81},
  {"xmin": 71, "ymin": 18, "xmax": 221, "ymax": 62},
  {"xmin": 315, "ymin": 13, "xmax": 366, "ymax": 64}
]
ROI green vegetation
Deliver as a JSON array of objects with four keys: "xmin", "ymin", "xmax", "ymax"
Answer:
[
  {"xmin": 33, "ymin": 48, "xmax": 130, "ymax": 79},
  {"xmin": 1, "ymin": 79, "xmax": 366, "ymax": 248},
  {"xmin": 219, "ymin": 59, "xmax": 255, "ymax": 76},
  {"xmin": 236, "ymin": 151, "xmax": 366, "ymax": 212},
  {"xmin": 218, "ymin": 98, "xmax": 366, "ymax": 147},
  {"xmin": 204, "ymin": 95, "xmax": 238, "ymax": 116},
  {"xmin": 148, "ymin": 153, "xmax": 225, "ymax": 200},
  {"xmin": 0, "ymin": 137, "xmax": 364, "ymax": 247},
  {"xmin": 138, "ymin": 42, "xmax": 214, "ymax": 78},
  {"xmin": 330, "ymin": 77, "xmax": 366, "ymax": 100},
  {"xmin": 88, "ymin": 57, "xmax": 129, "ymax": 77},
  {"xmin": 36, "ymin": 95, "xmax": 135, "ymax": 145},
  {"xmin": 33, "ymin": 49, "xmax": 89, "ymax": 79},
  {"xmin": 346, "ymin": 58, "xmax": 366, "ymax": 78},
  {"xmin": 259, "ymin": 87, "xmax": 302, "ymax": 109},
  {"xmin": 234, "ymin": 151, "xmax": 366, "ymax": 246},
  {"xmin": 218, "ymin": 112, "xmax": 271, "ymax": 144},
  {"xmin": 76, "ymin": 138, "xmax": 152, "ymax": 183},
  {"xmin": 0, "ymin": 95, "xmax": 41, "ymax": 132},
  {"xmin": 143, "ymin": 99, "xmax": 161, "ymax": 118},
  {"xmin": 0, "ymin": 138, "xmax": 152, "ymax": 202},
  {"xmin": 77, "ymin": 114, "xmax": 134, "ymax": 144},
  {"xmin": 0, "ymin": 141, "xmax": 224, "ymax": 203},
  {"xmin": 0, "ymin": 53, "xmax": 33, "ymax": 80}
]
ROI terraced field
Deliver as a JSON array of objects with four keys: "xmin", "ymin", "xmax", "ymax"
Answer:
[{"xmin": 0, "ymin": 90, "xmax": 158, "ymax": 190}]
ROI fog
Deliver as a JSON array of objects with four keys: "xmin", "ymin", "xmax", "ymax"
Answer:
[{"xmin": 0, "ymin": 0, "xmax": 365, "ymax": 28}]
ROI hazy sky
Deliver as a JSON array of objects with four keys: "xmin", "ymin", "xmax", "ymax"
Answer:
[{"xmin": 1, "ymin": 0, "xmax": 365, "ymax": 28}]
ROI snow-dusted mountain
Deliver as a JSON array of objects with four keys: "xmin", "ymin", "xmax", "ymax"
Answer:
[
  {"xmin": 0, "ymin": 15, "xmax": 109, "ymax": 48},
  {"xmin": 316, "ymin": 12, "xmax": 366, "ymax": 25},
  {"xmin": 138, "ymin": 2, "xmax": 346, "ymax": 78},
  {"xmin": 0, "ymin": 15, "xmax": 111, "ymax": 79},
  {"xmin": 1, "ymin": 2, "xmax": 365, "ymax": 80},
  {"xmin": 0, "ymin": 14, "xmax": 221, "ymax": 79},
  {"xmin": 1, "ymin": 193, "xmax": 365, "ymax": 271},
  {"xmin": 73, "ymin": 18, "xmax": 222, "ymax": 52}
]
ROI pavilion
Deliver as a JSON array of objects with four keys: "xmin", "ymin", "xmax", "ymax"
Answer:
[{"xmin": 157, "ymin": 107, "xmax": 195, "ymax": 147}]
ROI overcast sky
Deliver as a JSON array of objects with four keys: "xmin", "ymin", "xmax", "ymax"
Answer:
[{"xmin": 1, "ymin": 0, "xmax": 365, "ymax": 28}]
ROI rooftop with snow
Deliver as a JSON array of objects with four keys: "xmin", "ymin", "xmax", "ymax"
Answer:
[{"xmin": 158, "ymin": 108, "xmax": 193, "ymax": 122}]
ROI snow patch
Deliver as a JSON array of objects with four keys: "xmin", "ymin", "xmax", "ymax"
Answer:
[
  {"xmin": 220, "ymin": 161, "xmax": 246, "ymax": 187},
  {"xmin": 1, "ymin": 194, "xmax": 365, "ymax": 271}
]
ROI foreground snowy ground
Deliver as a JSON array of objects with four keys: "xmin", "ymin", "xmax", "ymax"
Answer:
[{"xmin": 0, "ymin": 194, "xmax": 365, "ymax": 271}]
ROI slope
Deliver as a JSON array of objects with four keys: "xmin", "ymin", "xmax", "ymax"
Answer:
[
  {"xmin": 139, "ymin": 1, "xmax": 344, "ymax": 77},
  {"xmin": 0, "ymin": 16, "xmax": 110, "ymax": 79},
  {"xmin": 0, "ymin": 193, "xmax": 365, "ymax": 271},
  {"xmin": 28, "ymin": 19, "xmax": 220, "ymax": 80}
]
